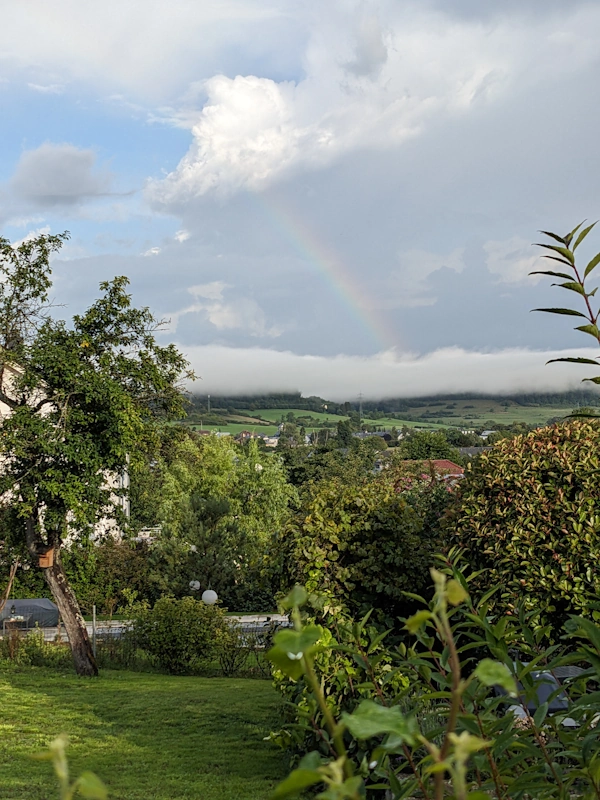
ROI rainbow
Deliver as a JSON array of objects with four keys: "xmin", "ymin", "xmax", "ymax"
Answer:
[{"xmin": 254, "ymin": 193, "xmax": 397, "ymax": 352}]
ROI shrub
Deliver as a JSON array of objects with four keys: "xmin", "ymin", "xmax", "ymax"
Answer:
[
  {"xmin": 268, "ymin": 599, "xmax": 409, "ymax": 760},
  {"xmin": 130, "ymin": 596, "xmax": 229, "ymax": 674},
  {"xmin": 268, "ymin": 562, "xmax": 600, "ymax": 800},
  {"xmin": 286, "ymin": 475, "xmax": 436, "ymax": 621},
  {"xmin": 0, "ymin": 629, "xmax": 72, "ymax": 669},
  {"xmin": 447, "ymin": 420, "xmax": 600, "ymax": 635}
]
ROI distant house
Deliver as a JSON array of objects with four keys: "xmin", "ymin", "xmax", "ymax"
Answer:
[
  {"xmin": 459, "ymin": 446, "xmax": 491, "ymax": 459},
  {"xmin": 400, "ymin": 459, "xmax": 464, "ymax": 485},
  {"xmin": 258, "ymin": 433, "xmax": 279, "ymax": 448},
  {"xmin": 480, "ymin": 430, "xmax": 496, "ymax": 440},
  {"xmin": 235, "ymin": 430, "xmax": 257, "ymax": 443},
  {"xmin": 352, "ymin": 430, "xmax": 393, "ymax": 442},
  {"xmin": 430, "ymin": 460, "xmax": 464, "ymax": 478}
]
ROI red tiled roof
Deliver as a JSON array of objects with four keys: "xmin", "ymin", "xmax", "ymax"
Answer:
[{"xmin": 431, "ymin": 460, "xmax": 464, "ymax": 475}]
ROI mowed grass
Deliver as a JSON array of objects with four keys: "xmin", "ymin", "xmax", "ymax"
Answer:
[{"xmin": 0, "ymin": 668, "xmax": 286, "ymax": 800}]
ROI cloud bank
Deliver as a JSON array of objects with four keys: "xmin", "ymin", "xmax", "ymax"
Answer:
[{"xmin": 183, "ymin": 345, "xmax": 600, "ymax": 400}]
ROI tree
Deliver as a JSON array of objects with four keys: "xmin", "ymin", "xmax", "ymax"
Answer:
[
  {"xmin": 130, "ymin": 432, "xmax": 296, "ymax": 609},
  {"xmin": 336, "ymin": 418, "xmax": 354, "ymax": 447},
  {"xmin": 397, "ymin": 430, "xmax": 459, "ymax": 461},
  {"xmin": 0, "ymin": 232, "xmax": 192, "ymax": 675}
]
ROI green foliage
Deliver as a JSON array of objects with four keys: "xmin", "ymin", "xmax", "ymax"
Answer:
[
  {"xmin": 268, "ymin": 600, "xmax": 409, "ymax": 760},
  {"xmin": 129, "ymin": 431, "xmax": 296, "ymax": 610},
  {"xmin": 61, "ymin": 539, "xmax": 154, "ymax": 614},
  {"xmin": 448, "ymin": 420, "xmax": 600, "ymax": 634},
  {"xmin": 396, "ymin": 430, "xmax": 460, "ymax": 461},
  {"xmin": 268, "ymin": 559, "xmax": 600, "ymax": 800},
  {"xmin": 130, "ymin": 596, "xmax": 230, "ymax": 674},
  {"xmin": 0, "ymin": 629, "xmax": 72, "ymax": 669},
  {"xmin": 0, "ymin": 263, "xmax": 192, "ymax": 538},
  {"xmin": 33, "ymin": 735, "xmax": 107, "ymax": 800},
  {"xmin": 285, "ymin": 475, "xmax": 436, "ymax": 621},
  {"xmin": 279, "ymin": 439, "xmax": 381, "ymax": 488},
  {"xmin": 532, "ymin": 222, "xmax": 600, "ymax": 382}
]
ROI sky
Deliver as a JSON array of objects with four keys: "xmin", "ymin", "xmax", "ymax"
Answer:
[{"xmin": 2, "ymin": 0, "xmax": 600, "ymax": 400}]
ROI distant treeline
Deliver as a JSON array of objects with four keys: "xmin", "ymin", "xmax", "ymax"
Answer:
[{"xmin": 190, "ymin": 390, "xmax": 600, "ymax": 415}]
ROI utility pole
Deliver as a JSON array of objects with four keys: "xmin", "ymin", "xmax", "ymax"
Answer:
[
  {"xmin": 358, "ymin": 392, "xmax": 363, "ymax": 424},
  {"xmin": 207, "ymin": 394, "xmax": 210, "ymax": 413}
]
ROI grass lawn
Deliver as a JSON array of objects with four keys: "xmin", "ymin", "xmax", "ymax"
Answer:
[{"xmin": 0, "ymin": 667, "xmax": 286, "ymax": 800}]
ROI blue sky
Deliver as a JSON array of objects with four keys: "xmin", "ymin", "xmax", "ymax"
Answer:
[{"xmin": 3, "ymin": 0, "xmax": 600, "ymax": 398}]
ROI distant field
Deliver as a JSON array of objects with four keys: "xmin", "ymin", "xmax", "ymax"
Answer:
[
  {"xmin": 188, "ymin": 422, "xmax": 280, "ymax": 435},
  {"xmin": 394, "ymin": 398, "xmax": 572, "ymax": 428},
  {"xmin": 182, "ymin": 399, "xmax": 575, "ymax": 436},
  {"xmin": 240, "ymin": 408, "xmax": 348, "ymax": 424},
  {"xmin": 368, "ymin": 417, "xmax": 445, "ymax": 430}
]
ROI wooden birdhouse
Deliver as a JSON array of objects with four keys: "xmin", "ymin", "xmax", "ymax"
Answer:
[{"xmin": 38, "ymin": 547, "xmax": 54, "ymax": 568}]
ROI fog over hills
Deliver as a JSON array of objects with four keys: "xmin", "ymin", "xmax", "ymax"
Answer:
[{"xmin": 184, "ymin": 345, "xmax": 600, "ymax": 401}]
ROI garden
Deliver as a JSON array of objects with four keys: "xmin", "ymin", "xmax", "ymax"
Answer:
[{"xmin": 4, "ymin": 224, "xmax": 600, "ymax": 798}]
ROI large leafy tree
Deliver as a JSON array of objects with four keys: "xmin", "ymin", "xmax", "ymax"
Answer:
[
  {"xmin": 0, "ymin": 232, "xmax": 192, "ymax": 675},
  {"xmin": 396, "ymin": 430, "xmax": 460, "ymax": 461},
  {"xmin": 131, "ymin": 432, "xmax": 296, "ymax": 609}
]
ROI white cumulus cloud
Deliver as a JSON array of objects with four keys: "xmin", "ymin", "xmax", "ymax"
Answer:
[{"xmin": 147, "ymin": 3, "xmax": 600, "ymax": 205}]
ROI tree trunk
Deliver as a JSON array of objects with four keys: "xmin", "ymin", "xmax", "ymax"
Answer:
[
  {"xmin": 44, "ymin": 551, "xmax": 98, "ymax": 677},
  {"xmin": 26, "ymin": 518, "xmax": 98, "ymax": 677}
]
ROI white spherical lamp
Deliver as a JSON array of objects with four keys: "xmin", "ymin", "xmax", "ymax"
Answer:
[{"xmin": 202, "ymin": 589, "xmax": 218, "ymax": 605}]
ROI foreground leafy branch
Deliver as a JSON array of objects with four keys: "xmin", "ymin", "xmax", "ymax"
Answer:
[
  {"xmin": 268, "ymin": 557, "xmax": 600, "ymax": 799},
  {"xmin": 33, "ymin": 736, "xmax": 107, "ymax": 800},
  {"xmin": 532, "ymin": 221, "xmax": 600, "ymax": 382}
]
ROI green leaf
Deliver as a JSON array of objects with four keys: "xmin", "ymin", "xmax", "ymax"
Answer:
[
  {"xmin": 473, "ymin": 659, "xmax": 517, "ymax": 696},
  {"xmin": 538, "ymin": 230, "xmax": 567, "ymax": 245},
  {"xmin": 532, "ymin": 308, "xmax": 587, "ymax": 317},
  {"xmin": 529, "ymin": 270, "xmax": 573, "ymax": 281},
  {"xmin": 274, "ymin": 625, "xmax": 322, "ymax": 655},
  {"xmin": 546, "ymin": 357, "xmax": 600, "ymax": 365},
  {"xmin": 341, "ymin": 700, "xmax": 418, "ymax": 743},
  {"xmin": 533, "ymin": 701, "xmax": 548, "ymax": 728},
  {"xmin": 446, "ymin": 579, "xmax": 468, "ymax": 606},
  {"xmin": 583, "ymin": 377, "xmax": 600, "ymax": 384},
  {"xmin": 280, "ymin": 585, "xmax": 307, "ymax": 610},
  {"xmin": 76, "ymin": 772, "xmax": 108, "ymax": 800},
  {"xmin": 267, "ymin": 646, "xmax": 305, "ymax": 680},
  {"xmin": 565, "ymin": 221, "xmax": 584, "ymax": 247},
  {"xmin": 534, "ymin": 243, "xmax": 575, "ymax": 264},
  {"xmin": 575, "ymin": 324, "xmax": 600, "ymax": 339},
  {"xmin": 542, "ymin": 255, "xmax": 576, "ymax": 269},
  {"xmin": 554, "ymin": 281, "xmax": 586, "ymax": 295},
  {"xmin": 585, "ymin": 252, "xmax": 600, "ymax": 278},
  {"xmin": 573, "ymin": 221, "xmax": 597, "ymax": 251},
  {"xmin": 404, "ymin": 609, "xmax": 432, "ymax": 633},
  {"xmin": 271, "ymin": 768, "xmax": 322, "ymax": 799}
]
